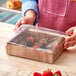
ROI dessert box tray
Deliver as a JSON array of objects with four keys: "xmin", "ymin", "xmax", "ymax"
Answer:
[{"xmin": 6, "ymin": 25, "xmax": 65, "ymax": 63}]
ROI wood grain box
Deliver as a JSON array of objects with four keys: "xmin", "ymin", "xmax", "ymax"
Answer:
[{"xmin": 6, "ymin": 25, "xmax": 65, "ymax": 63}]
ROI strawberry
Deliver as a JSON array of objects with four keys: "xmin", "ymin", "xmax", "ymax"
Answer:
[
  {"xmin": 42, "ymin": 71, "xmax": 53, "ymax": 76},
  {"xmin": 33, "ymin": 72, "xmax": 42, "ymax": 76},
  {"xmin": 38, "ymin": 39, "xmax": 48, "ymax": 48},
  {"xmin": 53, "ymin": 71, "xmax": 62, "ymax": 76},
  {"xmin": 29, "ymin": 36, "xmax": 34, "ymax": 44},
  {"xmin": 25, "ymin": 36, "xmax": 35, "ymax": 47}
]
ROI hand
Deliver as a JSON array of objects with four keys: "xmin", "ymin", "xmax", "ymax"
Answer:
[
  {"xmin": 64, "ymin": 27, "xmax": 76, "ymax": 48},
  {"xmin": 14, "ymin": 10, "xmax": 36, "ymax": 31}
]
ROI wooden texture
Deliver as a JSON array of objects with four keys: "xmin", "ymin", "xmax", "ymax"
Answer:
[
  {"xmin": 6, "ymin": 26, "xmax": 65, "ymax": 63},
  {"xmin": 0, "ymin": 22, "xmax": 76, "ymax": 76}
]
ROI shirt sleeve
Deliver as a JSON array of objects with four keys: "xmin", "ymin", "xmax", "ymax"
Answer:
[{"xmin": 22, "ymin": 0, "xmax": 39, "ymax": 16}]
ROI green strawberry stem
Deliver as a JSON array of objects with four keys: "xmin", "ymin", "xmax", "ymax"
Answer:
[
  {"xmin": 54, "ymin": 74, "xmax": 58, "ymax": 76},
  {"xmin": 43, "ymin": 68, "xmax": 51, "ymax": 72}
]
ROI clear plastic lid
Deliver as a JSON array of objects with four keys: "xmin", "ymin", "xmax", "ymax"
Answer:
[
  {"xmin": 16, "ymin": 24, "xmax": 67, "ymax": 38},
  {"xmin": 12, "ymin": 25, "xmax": 66, "ymax": 53}
]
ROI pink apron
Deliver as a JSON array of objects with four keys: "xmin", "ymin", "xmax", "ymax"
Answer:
[{"xmin": 37, "ymin": 0, "xmax": 76, "ymax": 32}]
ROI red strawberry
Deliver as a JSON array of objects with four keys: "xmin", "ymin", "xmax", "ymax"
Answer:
[
  {"xmin": 38, "ymin": 39, "xmax": 48, "ymax": 48},
  {"xmin": 33, "ymin": 72, "xmax": 42, "ymax": 76},
  {"xmin": 53, "ymin": 71, "xmax": 62, "ymax": 76},
  {"xmin": 25, "ymin": 36, "xmax": 35, "ymax": 47},
  {"xmin": 42, "ymin": 71, "xmax": 53, "ymax": 76},
  {"xmin": 29, "ymin": 36, "xmax": 34, "ymax": 44}
]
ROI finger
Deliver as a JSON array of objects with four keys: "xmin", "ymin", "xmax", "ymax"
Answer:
[
  {"xmin": 66, "ymin": 27, "xmax": 74, "ymax": 36},
  {"xmin": 64, "ymin": 40, "xmax": 76, "ymax": 48},
  {"xmin": 65, "ymin": 33, "xmax": 76, "ymax": 42},
  {"xmin": 16, "ymin": 18, "xmax": 23, "ymax": 27},
  {"xmin": 14, "ymin": 17, "xmax": 27, "ymax": 31},
  {"xmin": 14, "ymin": 19, "xmax": 22, "ymax": 31}
]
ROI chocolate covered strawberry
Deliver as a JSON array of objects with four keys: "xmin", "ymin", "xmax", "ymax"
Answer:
[
  {"xmin": 37, "ymin": 39, "xmax": 48, "ymax": 48},
  {"xmin": 25, "ymin": 36, "xmax": 35, "ymax": 47}
]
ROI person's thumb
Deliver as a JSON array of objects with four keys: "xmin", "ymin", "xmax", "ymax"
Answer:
[
  {"xmin": 65, "ymin": 34, "xmax": 76, "ymax": 42},
  {"xmin": 66, "ymin": 27, "xmax": 74, "ymax": 36}
]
